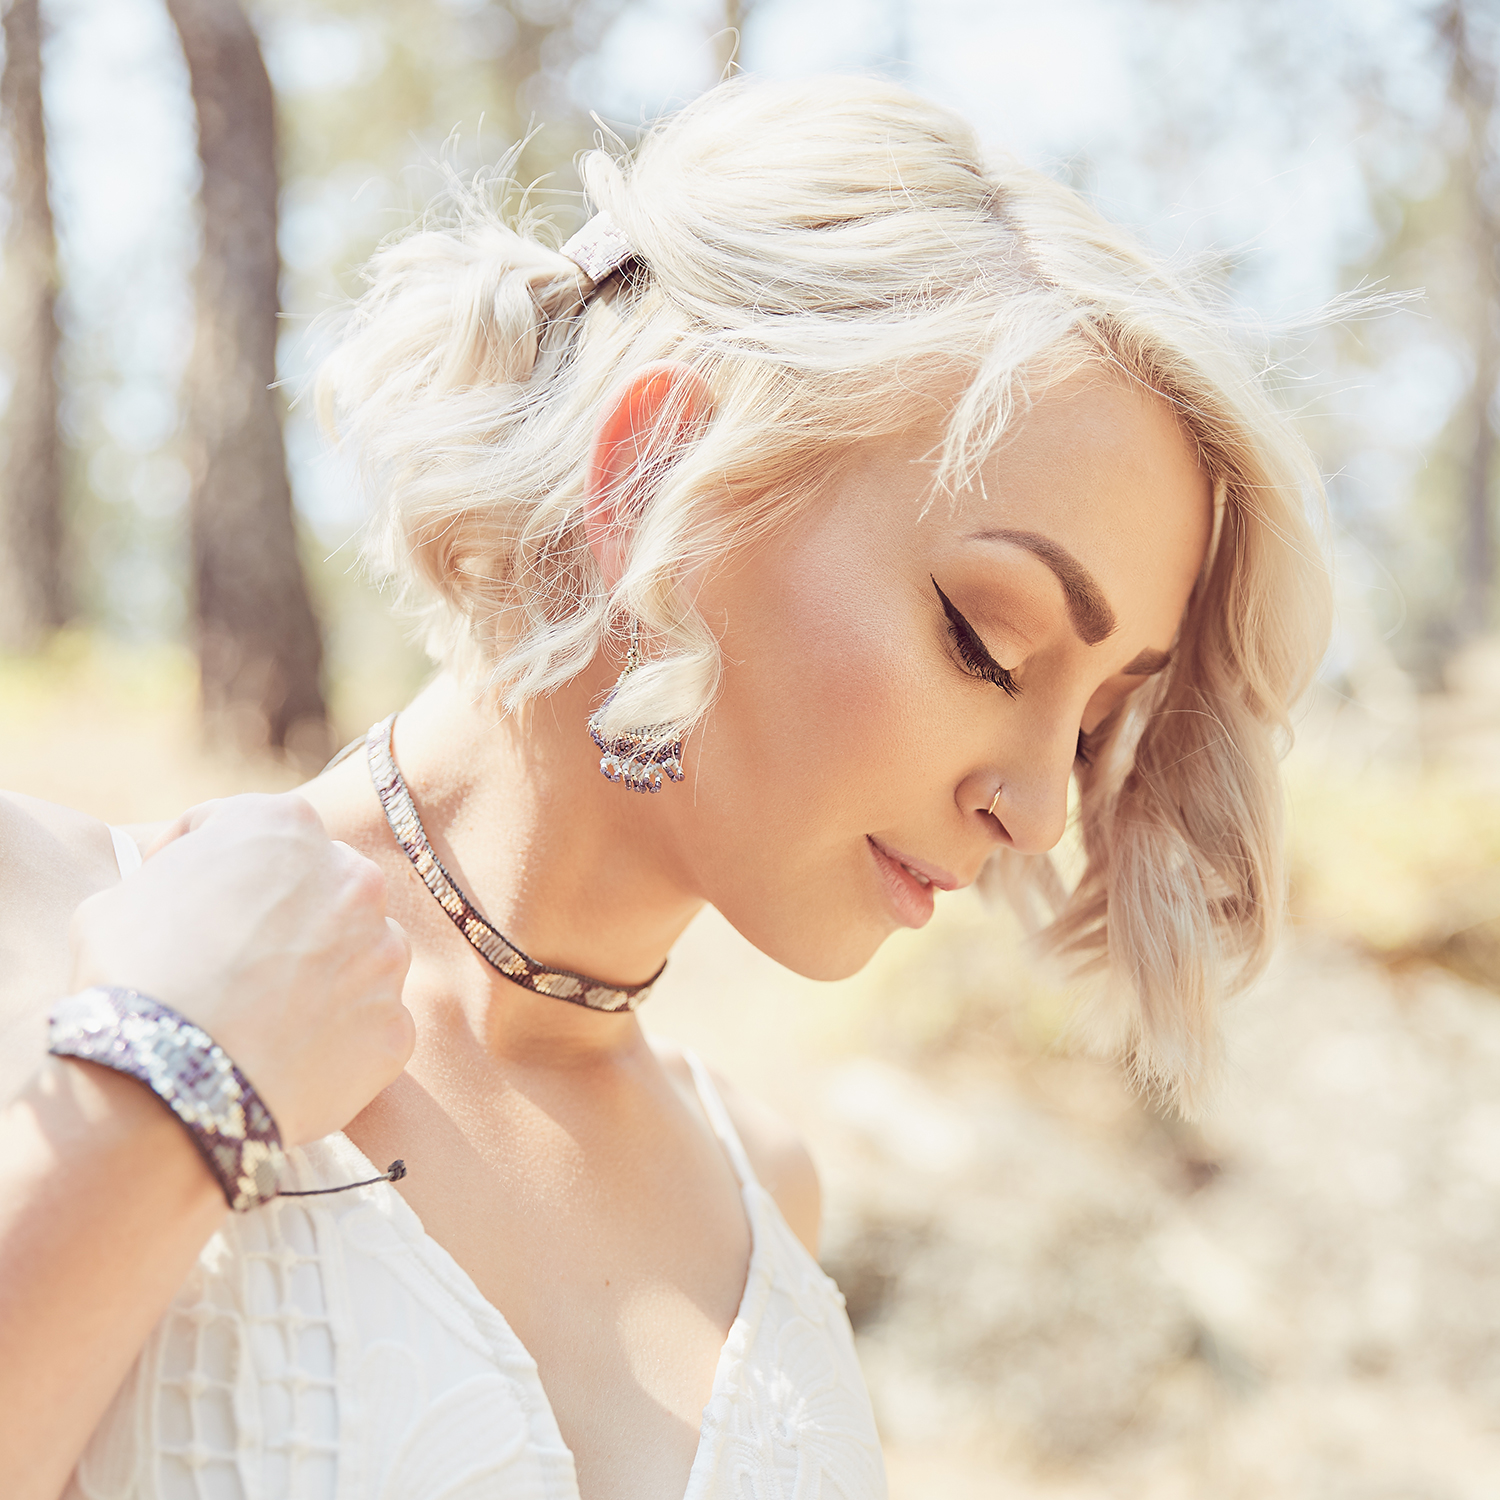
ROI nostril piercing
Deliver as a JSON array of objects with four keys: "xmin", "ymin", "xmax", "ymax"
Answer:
[{"xmin": 987, "ymin": 787, "xmax": 1003, "ymax": 820}]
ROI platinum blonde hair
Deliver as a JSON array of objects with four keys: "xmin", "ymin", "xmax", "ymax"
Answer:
[{"xmin": 318, "ymin": 76, "xmax": 1332, "ymax": 1112}]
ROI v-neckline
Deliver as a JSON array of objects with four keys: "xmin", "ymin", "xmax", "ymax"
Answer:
[{"xmin": 315, "ymin": 1124, "xmax": 763, "ymax": 1500}]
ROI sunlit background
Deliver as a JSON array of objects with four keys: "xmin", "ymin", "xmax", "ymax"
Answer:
[{"xmin": 2, "ymin": 1, "xmax": 1498, "ymax": 1494}]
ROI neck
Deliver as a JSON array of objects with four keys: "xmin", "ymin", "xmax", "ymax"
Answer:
[{"xmin": 385, "ymin": 669, "xmax": 704, "ymax": 1059}]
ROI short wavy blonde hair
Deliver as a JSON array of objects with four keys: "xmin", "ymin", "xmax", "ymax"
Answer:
[{"xmin": 319, "ymin": 75, "xmax": 1331, "ymax": 1111}]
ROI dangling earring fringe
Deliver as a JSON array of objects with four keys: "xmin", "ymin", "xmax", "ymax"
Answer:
[{"xmin": 587, "ymin": 620, "xmax": 685, "ymax": 794}]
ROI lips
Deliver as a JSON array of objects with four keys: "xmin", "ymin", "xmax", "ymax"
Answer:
[{"xmin": 867, "ymin": 836, "xmax": 957, "ymax": 929}]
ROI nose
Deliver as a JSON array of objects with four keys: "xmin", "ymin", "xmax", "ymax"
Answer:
[
  {"xmin": 988, "ymin": 778, "xmax": 1070, "ymax": 855},
  {"xmin": 958, "ymin": 745, "xmax": 1074, "ymax": 857}
]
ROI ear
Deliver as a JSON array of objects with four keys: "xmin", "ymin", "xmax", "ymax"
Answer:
[{"xmin": 584, "ymin": 360, "xmax": 713, "ymax": 589}]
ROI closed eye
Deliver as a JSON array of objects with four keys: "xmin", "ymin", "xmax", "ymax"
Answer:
[{"xmin": 932, "ymin": 577, "xmax": 1018, "ymax": 698}]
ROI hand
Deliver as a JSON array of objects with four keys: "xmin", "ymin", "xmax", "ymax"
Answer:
[{"xmin": 68, "ymin": 793, "xmax": 414, "ymax": 1144}]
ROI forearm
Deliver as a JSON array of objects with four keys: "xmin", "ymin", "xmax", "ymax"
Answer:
[{"xmin": 0, "ymin": 1058, "xmax": 227, "ymax": 1500}]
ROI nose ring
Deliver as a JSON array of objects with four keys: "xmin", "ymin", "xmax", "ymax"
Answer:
[{"xmin": 987, "ymin": 787, "xmax": 1003, "ymax": 820}]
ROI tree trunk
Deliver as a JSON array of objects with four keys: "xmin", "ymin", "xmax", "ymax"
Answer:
[
  {"xmin": 1443, "ymin": 0, "xmax": 1500, "ymax": 641},
  {"xmin": 718, "ymin": 0, "xmax": 744, "ymax": 75},
  {"xmin": 165, "ymin": 0, "xmax": 327, "ymax": 759},
  {"xmin": 0, "ymin": 0, "xmax": 65, "ymax": 650}
]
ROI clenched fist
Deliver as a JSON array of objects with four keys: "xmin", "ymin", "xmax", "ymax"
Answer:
[{"xmin": 68, "ymin": 792, "xmax": 414, "ymax": 1144}]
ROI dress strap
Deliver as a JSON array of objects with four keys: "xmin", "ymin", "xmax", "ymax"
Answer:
[
  {"xmin": 682, "ymin": 1049, "xmax": 761, "ymax": 1191},
  {"xmin": 108, "ymin": 825, "xmax": 143, "ymax": 878},
  {"xmin": 321, "ymin": 732, "xmax": 365, "ymax": 775}
]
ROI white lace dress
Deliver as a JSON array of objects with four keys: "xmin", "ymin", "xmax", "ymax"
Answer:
[{"xmin": 65, "ymin": 910, "xmax": 888, "ymax": 1500}]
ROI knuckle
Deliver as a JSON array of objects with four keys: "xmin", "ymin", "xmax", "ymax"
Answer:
[
  {"xmin": 172, "ymin": 798, "xmax": 225, "ymax": 836},
  {"xmin": 220, "ymin": 792, "xmax": 276, "ymax": 821},
  {"xmin": 271, "ymin": 792, "xmax": 322, "ymax": 830},
  {"xmin": 345, "ymin": 857, "xmax": 388, "ymax": 908}
]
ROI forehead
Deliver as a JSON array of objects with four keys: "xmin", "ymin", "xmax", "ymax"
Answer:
[
  {"xmin": 969, "ymin": 371, "xmax": 1203, "ymax": 530},
  {"xmin": 952, "ymin": 370, "xmax": 1212, "ymax": 634}
]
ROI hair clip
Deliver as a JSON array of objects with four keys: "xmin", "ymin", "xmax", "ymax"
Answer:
[{"xmin": 560, "ymin": 210, "xmax": 637, "ymax": 293}]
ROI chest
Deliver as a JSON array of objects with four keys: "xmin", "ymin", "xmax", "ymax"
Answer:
[
  {"xmin": 73, "ymin": 1139, "xmax": 887, "ymax": 1500},
  {"xmin": 344, "ymin": 1060, "xmax": 751, "ymax": 1500}
]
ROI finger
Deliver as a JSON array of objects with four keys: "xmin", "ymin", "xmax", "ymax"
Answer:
[
  {"xmin": 140, "ymin": 799, "xmax": 225, "ymax": 859},
  {"xmin": 381, "ymin": 996, "xmax": 418, "ymax": 1072},
  {"xmin": 139, "ymin": 790, "xmax": 310, "ymax": 861},
  {"xmin": 265, "ymin": 792, "xmax": 327, "ymax": 835},
  {"xmin": 383, "ymin": 917, "xmax": 414, "ymax": 981},
  {"xmin": 334, "ymin": 848, "xmax": 390, "ymax": 919},
  {"xmin": 67, "ymin": 887, "xmax": 107, "ymax": 955}
]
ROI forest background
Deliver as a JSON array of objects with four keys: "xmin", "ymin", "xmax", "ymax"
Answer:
[{"xmin": 1, "ymin": 0, "xmax": 1498, "ymax": 1495}]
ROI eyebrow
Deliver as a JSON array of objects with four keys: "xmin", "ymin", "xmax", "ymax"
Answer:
[{"xmin": 970, "ymin": 528, "xmax": 1117, "ymax": 646}]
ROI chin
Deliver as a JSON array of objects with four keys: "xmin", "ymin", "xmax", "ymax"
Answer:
[
  {"xmin": 717, "ymin": 901, "xmax": 891, "ymax": 983},
  {"xmin": 782, "ymin": 946, "xmax": 884, "ymax": 983}
]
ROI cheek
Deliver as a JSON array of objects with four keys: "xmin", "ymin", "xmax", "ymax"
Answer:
[
  {"xmin": 689, "ymin": 532, "xmax": 934, "ymax": 855},
  {"xmin": 712, "ymin": 576, "xmax": 920, "ymax": 830},
  {"xmin": 676, "ymin": 564, "xmax": 931, "ymax": 979}
]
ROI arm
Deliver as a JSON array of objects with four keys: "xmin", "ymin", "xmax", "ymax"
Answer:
[
  {"xmin": 0, "ymin": 792, "xmax": 120, "ymax": 1105},
  {"xmin": 0, "ymin": 1060, "xmax": 226, "ymax": 1500},
  {"xmin": 0, "ymin": 793, "xmax": 414, "ymax": 1500}
]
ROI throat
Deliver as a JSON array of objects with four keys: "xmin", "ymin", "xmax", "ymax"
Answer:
[{"xmin": 371, "ymin": 674, "xmax": 702, "ymax": 1031}]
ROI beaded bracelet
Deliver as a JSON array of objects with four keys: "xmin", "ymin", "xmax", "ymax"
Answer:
[{"xmin": 47, "ymin": 987, "xmax": 287, "ymax": 1211}]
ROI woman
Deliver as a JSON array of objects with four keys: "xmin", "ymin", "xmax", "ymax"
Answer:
[{"xmin": 7, "ymin": 74, "xmax": 1327, "ymax": 1500}]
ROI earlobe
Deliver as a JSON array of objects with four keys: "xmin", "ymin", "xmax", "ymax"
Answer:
[{"xmin": 584, "ymin": 360, "xmax": 713, "ymax": 589}]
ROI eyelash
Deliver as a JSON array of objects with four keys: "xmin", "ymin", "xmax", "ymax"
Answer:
[
  {"xmin": 931, "ymin": 577, "xmax": 1096, "ymax": 768},
  {"xmin": 932, "ymin": 577, "xmax": 1018, "ymax": 698}
]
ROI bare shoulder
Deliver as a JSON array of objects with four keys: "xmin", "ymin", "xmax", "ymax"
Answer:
[
  {"xmin": 0, "ymin": 790, "xmax": 120, "ymax": 921},
  {"xmin": 714, "ymin": 1069, "xmax": 823, "ymax": 1257},
  {"xmin": 0, "ymin": 788, "xmax": 117, "ymax": 860},
  {"xmin": 0, "ymin": 792, "xmax": 121, "ymax": 1101},
  {"xmin": 652, "ymin": 1037, "xmax": 823, "ymax": 1257}
]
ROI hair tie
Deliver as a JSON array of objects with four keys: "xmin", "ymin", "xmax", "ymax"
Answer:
[{"xmin": 560, "ymin": 210, "xmax": 637, "ymax": 296}]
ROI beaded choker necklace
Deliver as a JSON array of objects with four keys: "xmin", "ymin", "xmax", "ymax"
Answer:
[{"xmin": 366, "ymin": 714, "xmax": 661, "ymax": 1013}]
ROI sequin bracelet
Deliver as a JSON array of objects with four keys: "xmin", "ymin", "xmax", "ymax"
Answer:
[{"xmin": 46, "ymin": 987, "xmax": 404, "ymax": 1212}]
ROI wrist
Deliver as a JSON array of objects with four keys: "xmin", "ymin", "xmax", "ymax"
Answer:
[
  {"xmin": 31, "ymin": 1057, "xmax": 223, "ymax": 1207},
  {"xmin": 46, "ymin": 987, "xmax": 286, "ymax": 1212}
]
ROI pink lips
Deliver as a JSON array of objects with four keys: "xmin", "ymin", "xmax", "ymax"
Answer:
[{"xmin": 866, "ymin": 836, "xmax": 958, "ymax": 929}]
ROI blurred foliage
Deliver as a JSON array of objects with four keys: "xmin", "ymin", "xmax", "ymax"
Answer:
[
  {"xmin": 0, "ymin": 632, "xmax": 300, "ymax": 820},
  {"xmin": 7, "ymin": 0, "xmax": 1495, "ymax": 707},
  {"xmin": 2, "ymin": 11, "xmax": 1496, "ymax": 1492},
  {"xmin": 1286, "ymin": 761, "xmax": 1500, "ymax": 957},
  {"xmin": 262, "ymin": 0, "xmax": 623, "ymax": 313}
]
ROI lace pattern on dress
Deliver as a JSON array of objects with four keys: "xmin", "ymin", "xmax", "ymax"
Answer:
[{"xmin": 68, "ymin": 1069, "xmax": 887, "ymax": 1500}]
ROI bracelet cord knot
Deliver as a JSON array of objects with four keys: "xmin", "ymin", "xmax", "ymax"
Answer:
[{"xmin": 47, "ymin": 987, "xmax": 406, "ymax": 1211}]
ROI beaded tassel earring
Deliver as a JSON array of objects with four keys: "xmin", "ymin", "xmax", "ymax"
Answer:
[{"xmin": 587, "ymin": 620, "xmax": 685, "ymax": 794}]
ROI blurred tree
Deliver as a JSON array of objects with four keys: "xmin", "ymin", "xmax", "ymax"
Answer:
[
  {"xmin": 262, "ymin": 0, "xmax": 629, "ymax": 275},
  {"xmin": 471, "ymin": 0, "xmax": 609, "ymax": 195},
  {"xmin": 166, "ymin": 0, "xmax": 328, "ymax": 758},
  {"xmin": 718, "ymin": 0, "xmax": 748, "ymax": 76},
  {"xmin": 1331, "ymin": 0, "xmax": 1500, "ymax": 671},
  {"xmin": 1440, "ymin": 0, "xmax": 1499, "ymax": 641},
  {"xmin": 1124, "ymin": 0, "xmax": 1500, "ymax": 678},
  {"xmin": 0, "ymin": 0, "xmax": 65, "ymax": 651}
]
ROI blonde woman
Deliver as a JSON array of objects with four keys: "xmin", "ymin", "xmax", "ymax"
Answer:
[{"xmin": 3, "ymin": 75, "xmax": 1328, "ymax": 1500}]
